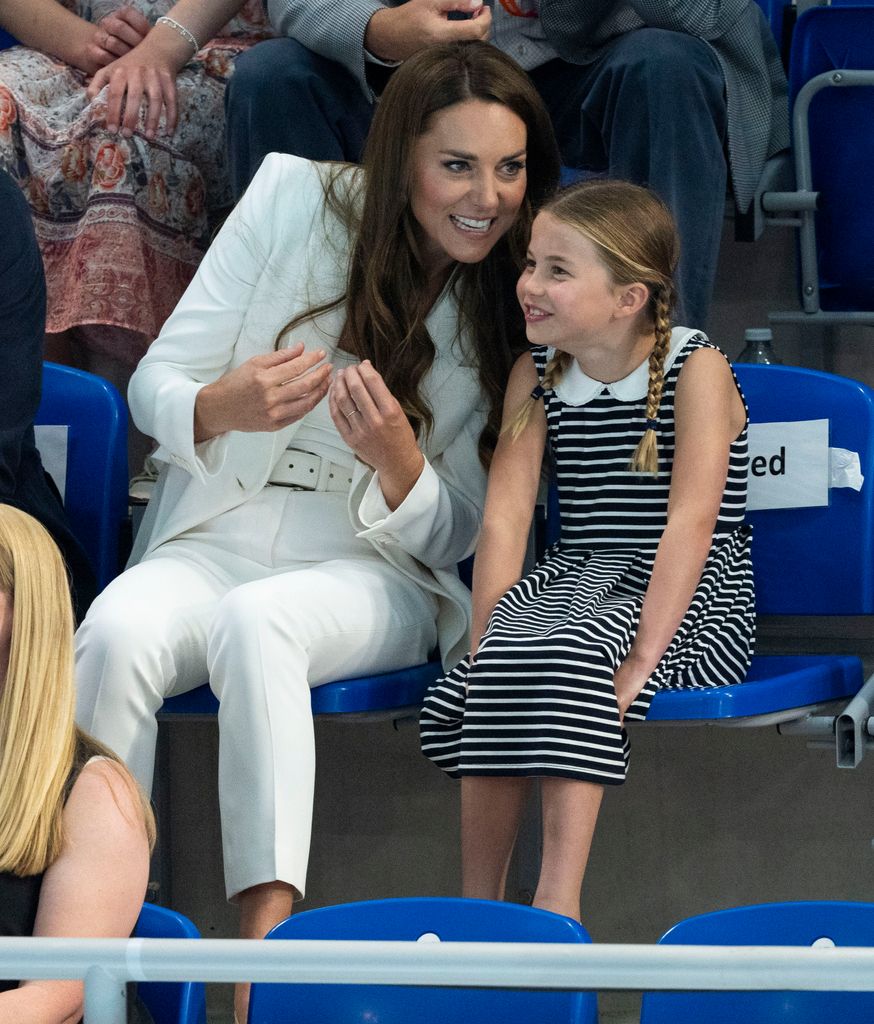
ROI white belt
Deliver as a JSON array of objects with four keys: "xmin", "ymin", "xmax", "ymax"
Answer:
[{"xmin": 268, "ymin": 448, "xmax": 353, "ymax": 492}]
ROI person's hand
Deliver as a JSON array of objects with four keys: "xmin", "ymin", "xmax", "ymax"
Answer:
[
  {"xmin": 73, "ymin": 6, "xmax": 152, "ymax": 75},
  {"xmin": 329, "ymin": 360, "xmax": 425, "ymax": 506},
  {"xmin": 86, "ymin": 23, "xmax": 191, "ymax": 139},
  {"xmin": 364, "ymin": 0, "xmax": 491, "ymax": 62},
  {"xmin": 613, "ymin": 653, "xmax": 653, "ymax": 725},
  {"xmin": 194, "ymin": 344, "xmax": 333, "ymax": 442}
]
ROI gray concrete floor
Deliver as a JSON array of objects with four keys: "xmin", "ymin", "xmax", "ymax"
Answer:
[{"xmin": 139, "ymin": 214, "xmax": 874, "ymax": 1022}]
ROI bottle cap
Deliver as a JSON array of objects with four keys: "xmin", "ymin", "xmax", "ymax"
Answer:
[{"xmin": 744, "ymin": 327, "xmax": 773, "ymax": 342}]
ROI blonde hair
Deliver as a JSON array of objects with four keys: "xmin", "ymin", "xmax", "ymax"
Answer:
[
  {"xmin": 0, "ymin": 506, "xmax": 154, "ymax": 876},
  {"xmin": 508, "ymin": 179, "xmax": 678, "ymax": 474}
]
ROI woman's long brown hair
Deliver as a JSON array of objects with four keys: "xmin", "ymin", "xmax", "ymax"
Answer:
[{"xmin": 279, "ymin": 41, "xmax": 560, "ymax": 466}]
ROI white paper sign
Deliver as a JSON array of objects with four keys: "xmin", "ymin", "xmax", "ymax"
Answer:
[
  {"xmin": 33, "ymin": 424, "xmax": 69, "ymax": 502},
  {"xmin": 747, "ymin": 419, "xmax": 829, "ymax": 511}
]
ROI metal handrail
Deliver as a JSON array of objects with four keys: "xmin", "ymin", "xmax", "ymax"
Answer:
[{"xmin": 2, "ymin": 937, "xmax": 874, "ymax": 1023}]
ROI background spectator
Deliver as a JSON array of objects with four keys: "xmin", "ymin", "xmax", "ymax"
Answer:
[
  {"xmin": 0, "ymin": 0, "xmax": 272, "ymax": 369},
  {"xmin": 0, "ymin": 167, "xmax": 96, "ymax": 620}
]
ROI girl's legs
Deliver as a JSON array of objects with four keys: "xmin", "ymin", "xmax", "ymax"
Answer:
[
  {"xmin": 461, "ymin": 776, "xmax": 532, "ymax": 901},
  {"xmin": 206, "ymin": 558, "xmax": 438, "ymax": 1022},
  {"xmin": 534, "ymin": 777, "xmax": 604, "ymax": 921}
]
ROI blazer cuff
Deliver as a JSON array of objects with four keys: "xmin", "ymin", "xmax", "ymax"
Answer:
[
  {"xmin": 356, "ymin": 457, "xmax": 438, "ymax": 542},
  {"xmin": 153, "ymin": 381, "xmax": 227, "ymax": 484}
]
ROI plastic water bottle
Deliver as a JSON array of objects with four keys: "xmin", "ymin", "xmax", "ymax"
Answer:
[{"xmin": 735, "ymin": 327, "xmax": 782, "ymax": 364}]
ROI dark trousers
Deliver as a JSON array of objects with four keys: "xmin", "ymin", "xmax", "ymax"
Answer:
[{"xmin": 225, "ymin": 29, "xmax": 727, "ymax": 328}]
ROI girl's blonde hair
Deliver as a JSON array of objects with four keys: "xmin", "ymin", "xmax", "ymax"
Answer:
[
  {"xmin": 509, "ymin": 179, "xmax": 679, "ymax": 475},
  {"xmin": 0, "ymin": 505, "xmax": 154, "ymax": 876}
]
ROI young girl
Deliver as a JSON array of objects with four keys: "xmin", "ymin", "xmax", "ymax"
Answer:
[{"xmin": 420, "ymin": 179, "xmax": 755, "ymax": 921}]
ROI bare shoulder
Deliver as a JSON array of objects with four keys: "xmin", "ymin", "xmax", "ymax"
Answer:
[
  {"xmin": 34, "ymin": 758, "xmax": 150, "ymax": 943},
  {"xmin": 500, "ymin": 350, "xmax": 546, "ymax": 435},
  {"xmin": 675, "ymin": 345, "xmax": 745, "ymax": 433},
  {"xmin": 509, "ymin": 349, "xmax": 539, "ymax": 389},
  {"xmin": 65, "ymin": 758, "xmax": 148, "ymax": 843},
  {"xmin": 677, "ymin": 344, "xmax": 736, "ymax": 392},
  {"xmin": 504, "ymin": 350, "xmax": 542, "ymax": 408}
]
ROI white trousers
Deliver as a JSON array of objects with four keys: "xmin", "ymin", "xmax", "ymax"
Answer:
[{"xmin": 74, "ymin": 503, "xmax": 438, "ymax": 900}]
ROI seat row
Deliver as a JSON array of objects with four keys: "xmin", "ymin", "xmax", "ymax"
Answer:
[
  {"xmin": 38, "ymin": 359, "xmax": 874, "ymax": 757},
  {"xmin": 76, "ymin": 895, "xmax": 874, "ymax": 1023},
  {"xmin": 749, "ymin": 3, "xmax": 874, "ymax": 324}
]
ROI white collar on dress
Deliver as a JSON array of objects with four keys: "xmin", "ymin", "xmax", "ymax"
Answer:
[{"xmin": 550, "ymin": 327, "xmax": 706, "ymax": 406}]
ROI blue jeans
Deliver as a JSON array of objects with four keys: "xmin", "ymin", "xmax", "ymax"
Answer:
[{"xmin": 225, "ymin": 29, "xmax": 727, "ymax": 327}]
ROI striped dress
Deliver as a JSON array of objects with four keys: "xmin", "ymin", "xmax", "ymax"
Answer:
[{"xmin": 420, "ymin": 329, "xmax": 755, "ymax": 785}]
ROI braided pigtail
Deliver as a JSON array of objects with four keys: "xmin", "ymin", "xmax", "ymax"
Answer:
[
  {"xmin": 504, "ymin": 350, "xmax": 572, "ymax": 441},
  {"xmin": 628, "ymin": 285, "xmax": 672, "ymax": 475}
]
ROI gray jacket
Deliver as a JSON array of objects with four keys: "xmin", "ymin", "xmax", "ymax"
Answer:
[{"xmin": 266, "ymin": 0, "xmax": 788, "ymax": 213}]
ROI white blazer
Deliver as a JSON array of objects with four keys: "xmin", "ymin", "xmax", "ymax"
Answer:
[{"xmin": 128, "ymin": 154, "xmax": 490, "ymax": 668}]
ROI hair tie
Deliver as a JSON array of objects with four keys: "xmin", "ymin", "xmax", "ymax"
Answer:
[
  {"xmin": 530, "ymin": 385, "xmax": 546, "ymax": 401},
  {"xmin": 645, "ymin": 418, "xmax": 658, "ymax": 430}
]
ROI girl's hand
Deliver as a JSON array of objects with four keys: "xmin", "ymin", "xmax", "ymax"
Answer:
[
  {"xmin": 329, "ymin": 360, "xmax": 425, "ymax": 509},
  {"xmin": 86, "ymin": 19, "xmax": 193, "ymax": 139},
  {"xmin": 194, "ymin": 343, "xmax": 332, "ymax": 442},
  {"xmin": 613, "ymin": 653, "xmax": 653, "ymax": 724}
]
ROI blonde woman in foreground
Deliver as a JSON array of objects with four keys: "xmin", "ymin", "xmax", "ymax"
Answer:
[{"xmin": 0, "ymin": 505, "xmax": 155, "ymax": 1024}]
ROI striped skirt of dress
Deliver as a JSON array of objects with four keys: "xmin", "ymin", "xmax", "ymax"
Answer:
[{"xmin": 420, "ymin": 527, "xmax": 754, "ymax": 785}]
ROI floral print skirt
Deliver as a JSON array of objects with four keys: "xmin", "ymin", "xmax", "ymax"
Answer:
[{"xmin": 0, "ymin": 0, "xmax": 271, "ymax": 363}]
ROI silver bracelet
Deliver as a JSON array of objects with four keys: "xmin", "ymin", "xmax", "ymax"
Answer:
[{"xmin": 155, "ymin": 16, "xmax": 200, "ymax": 54}]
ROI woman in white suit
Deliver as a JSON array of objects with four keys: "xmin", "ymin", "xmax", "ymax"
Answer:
[{"xmin": 75, "ymin": 38, "xmax": 560, "ymax": 1018}]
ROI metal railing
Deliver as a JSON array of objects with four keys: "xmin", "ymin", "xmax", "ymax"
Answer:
[{"xmin": 3, "ymin": 937, "xmax": 874, "ymax": 1023}]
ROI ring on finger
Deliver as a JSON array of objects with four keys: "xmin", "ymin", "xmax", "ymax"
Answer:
[{"xmin": 344, "ymin": 407, "xmax": 360, "ymax": 421}]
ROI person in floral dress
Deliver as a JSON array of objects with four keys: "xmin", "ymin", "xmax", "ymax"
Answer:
[{"xmin": 0, "ymin": 0, "xmax": 272, "ymax": 366}]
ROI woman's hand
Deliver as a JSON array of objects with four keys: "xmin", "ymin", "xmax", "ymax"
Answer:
[
  {"xmin": 329, "ymin": 360, "xmax": 425, "ymax": 510},
  {"xmin": 613, "ymin": 652, "xmax": 654, "ymax": 724},
  {"xmin": 86, "ymin": 17, "xmax": 194, "ymax": 139},
  {"xmin": 77, "ymin": 6, "xmax": 151, "ymax": 74},
  {"xmin": 194, "ymin": 343, "xmax": 333, "ymax": 443}
]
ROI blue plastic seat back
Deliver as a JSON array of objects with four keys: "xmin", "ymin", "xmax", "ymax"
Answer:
[
  {"xmin": 641, "ymin": 901, "xmax": 874, "ymax": 1023},
  {"xmin": 789, "ymin": 7, "xmax": 874, "ymax": 310},
  {"xmin": 247, "ymin": 897, "xmax": 597, "ymax": 1024},
  {"xmin": 753, "ymin": 0, "xmax": 789, "ymax": 48},
  {"xmin": 733, "ymin": 364, "xmax": 874, "ymax": 614},
  {"xmin": 543, "ymin": 364, "xmax": 874, "ymax": 615},
  {"xmin": 133, "ymin": 903, "xmax": 207, "ymax": 1024},
  {"xmin": 35, "ymin": 363, "xmax": 128, "ymax": 591}
]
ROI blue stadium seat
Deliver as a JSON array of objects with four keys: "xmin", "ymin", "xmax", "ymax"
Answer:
[
  {"xmin": 647, "ymin": 363, "xmax": 873, "ymax": 725},
  {"xmin": 35, "ymin": 362, "xmax": 128, "ymax": 591},
  {"xmin": 753, "ymin": 0, "xmax": 791, "ymax": 52},
  {"xmin": 640, "ymin": 900, "xmax": 874, "ymax": 1023},
  {"xmin": 158, "ymin": 658, "xmax": 444, "ymax": 718},
  {"xmin": 541, "ymin": 363, "xmax": 873, "ymax": 731},
  {"xmin": 164, "ymin": 365, "xmax": 874, "ymax": 737},
  {"xmin": 133, "ymin": 903, "xmax": 207, "ymax": 1024},
  {"xmin": 769, "ymin": 5, "xmax": 874, "ymax": 318},
  {"xmin": 247, "ymin": 897, "xmax": 597, "ymax": 1024}
]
